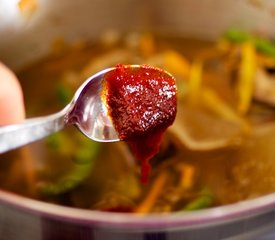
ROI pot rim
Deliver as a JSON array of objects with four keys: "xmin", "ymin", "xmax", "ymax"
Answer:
[{"xmin": 0, "ymin": 187, "xmax": 274, "ymax": 230}]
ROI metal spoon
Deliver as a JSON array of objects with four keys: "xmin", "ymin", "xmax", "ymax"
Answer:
[{"xmin": 0, "ymin": 67, "xmax": 121, "ymax": 154}]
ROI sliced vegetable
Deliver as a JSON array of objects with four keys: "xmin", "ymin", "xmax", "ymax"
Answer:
[
  {"xmin": 254, "ymin": 69, "xmax": 275, "ymax": 106},
  {"xmin": 237, "ymin": 42, "xmax": 256, "ymax": 115},
  {"xmin": 183, "ymin": 187, "xmax": 213, "ymax": 211},
  {"xmin": 177, "ymin": 163, "xmax": 195, "ymax": 190},
  {"xmin": 40, "ymin": 161, "xmax": 94, "ymax": 195},
  {"xmin": 46, "ymin": 132, "xmax": 72, "ymax": 155},
  {"xmin": 187, "ymin": 60, "xmax": 203, "ymax": 106},
  {"xmin": 224, "ymin": 29, "xmax": 275, "ymax": 58},
  {"xmin": 139, "ymin": 33, "xmax": 155, "ymax": 57},
  {"xmin": 223, "ymin": 29, "xmax": 251, "ymax": 44},
  {"xmin": 201, "ymin": 87, "xmax": 250, "ymax": 132},
  {"xmin": 56, "ymin": 83, "xmax": 73, "ymax": 105},
  {"xmin": 164, "ymin": 50, "xmax": 190, "ymax": 79},
  {"xmin": 18, "ymin": 0, "xmax": 38, "ymax": 18},
  {"xmin": 255, "ymin": 37, "xmax": 275, "ymax": 58},
  {"xmin": 135, "ymin": 172, "xmax": 167, "ymax": 214},
  {"xmin": 41, "ymin": 133, "xmax": 100, "ymax": 195}
]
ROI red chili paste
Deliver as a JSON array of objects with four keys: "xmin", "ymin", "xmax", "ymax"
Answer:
[{"xmin": 105, "ymin": 64, "xmax": 177, "ymax": 183}]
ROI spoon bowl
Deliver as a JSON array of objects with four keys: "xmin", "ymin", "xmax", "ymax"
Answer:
[{"xmin": 65, "ymin": 67, "xmax": 119, "ymax": 142}]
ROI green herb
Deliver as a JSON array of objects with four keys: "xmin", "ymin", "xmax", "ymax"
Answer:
[
  {"xmin": 40, "ymin": 161, "xmax": 94, "ymax": 195},
  {"xmin": 223, "ymin": 29, "xmax": 251, "ymax": 43},
  {"xmin": 56, "ymin": 83, "xmax": 73, "ymax": 105},
  {"xmin": 223, "ymin": 29, "xmax": 275, "ymax": 58},
  {"xmin": 41, "ymin": 132, "xmax": 101, "ymax": 195},
  {"xmin": 254, "ymin": 37, "xmax": 275, "ymax": 58},
  {"xmin": 46, "ymin": 132, "xmax": 72, "ymax": 155},
  {"xmin": 183, "ymin": 187, "xmax": 213, "ymax": 211},
  {"xmin": 47, "ymin": 132, "xmax": 66, "ymax": 150}
]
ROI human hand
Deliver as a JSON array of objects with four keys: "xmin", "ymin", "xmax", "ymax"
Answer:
[{"xmin": 0, "ymin": 62, "xmax": 25, "ymax": 125}]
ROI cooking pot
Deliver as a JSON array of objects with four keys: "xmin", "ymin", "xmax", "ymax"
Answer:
[{"xmin": 1, "ymin": 0, "xmax": 275, "ymax": 239}]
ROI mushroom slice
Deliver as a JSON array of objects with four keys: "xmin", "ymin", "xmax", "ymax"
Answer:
[
  {"xmin": 254, "ymin": 68, "xmax": 275, "ymax": 106},
  {"xmin": 168, "ymin": 106, "xmax": 244, "ymax": 151}
]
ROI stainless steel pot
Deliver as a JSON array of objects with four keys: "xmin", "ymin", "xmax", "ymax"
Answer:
[{"xmin": 1, "ymin": 0, "xmax": 275, "ymax": 239}]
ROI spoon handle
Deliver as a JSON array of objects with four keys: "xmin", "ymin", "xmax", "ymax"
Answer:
[{"xmin": 0, "ymin": 108, "xmax": 67, "ymax": 154}]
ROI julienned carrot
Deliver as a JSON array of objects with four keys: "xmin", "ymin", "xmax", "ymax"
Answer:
[
  {"xmin": 164, "ymin": 50, "xmax": 190, "ymax": 79},
  {"xmin": 135, "ymin": 172, "xmax": 167, "ymax": 214},
  {"xmin": 177, "ymin": 164, "xmax": 195, "ymax": 190}
]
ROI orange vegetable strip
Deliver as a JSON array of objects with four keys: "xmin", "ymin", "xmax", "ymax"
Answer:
[
  {"xmin": 164, "ymin": 50, "xmax": 190, "ymax": 78},
  {"xmin": 187, "ymin": 60, "xmax": 203, "ymax": 106},
  {"xmin": 139, "ymin": 33, "xmax": 155, "ymax": 57},
  {"xmin": 135, "ymin": 172, "xmax": 167, "ymax": 214},
  {"xmin": 177, "ymin": 164, "xmax": 195, "ymax": 189},
  {"xmin": 237, "ymin": 42, "xmax": 256, "ymax": 115}
]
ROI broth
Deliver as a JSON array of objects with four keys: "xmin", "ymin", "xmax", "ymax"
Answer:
[{"xmin": 2, "ymin": 32, "xmax": 275, "ymax": 213}]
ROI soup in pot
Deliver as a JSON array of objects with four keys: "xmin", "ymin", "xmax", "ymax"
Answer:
[{"xmin": 2, "ymin": 29, "xmax": 275, "ymax": 214}]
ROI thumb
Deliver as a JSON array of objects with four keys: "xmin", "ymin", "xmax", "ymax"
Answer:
[{"xmin": 0, "ymin": 62, "xmax": 25, "ymax": 125}]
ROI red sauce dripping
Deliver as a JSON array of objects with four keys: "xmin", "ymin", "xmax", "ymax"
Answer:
[{"xmin": 105, "ymin": 64, "xmax": 177, "ymax": 183}]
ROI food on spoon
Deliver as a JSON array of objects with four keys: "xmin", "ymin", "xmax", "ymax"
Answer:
[{"xmin": 104, "ymin": 64, "xmax": 177, "ymax": 183}]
